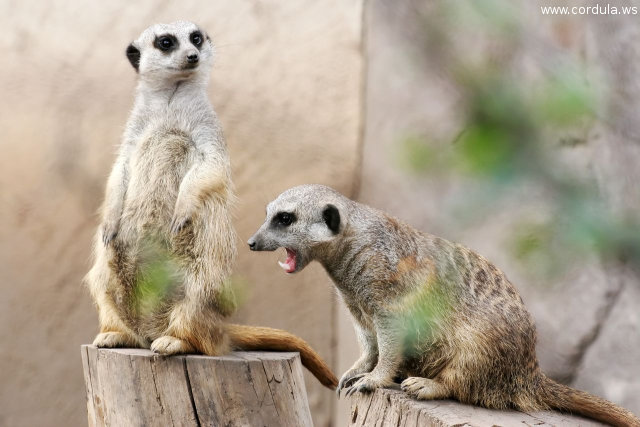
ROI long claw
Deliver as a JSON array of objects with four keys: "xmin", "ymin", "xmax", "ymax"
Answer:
[
  {"xmin": 103, "ymin": 232, "xmax": 115, "ymax": 246},
  {"xmin": 346, "ymin": 384, "xmax": 358, "ymax": 397},
  {"xmin": 102, "ymin": 223, "xmax": 117, "ymax": 246},
  {"xmin": 344, "ymin": 386, "xmax": 352, "ymax": 397},
  {"xmin": 171, "ymin": 217, "xmax": 191, "ymax": 234},
  {"xmin": 345, "ymin": 378, "xmax": 363, "ymax": 398},
  {"xmin": 337, "ymin": 372, "xmax": 366, "ymax": 399},
  {"xmin": 349, "ymin": 373, "xmax": 366, "ymax": 383}
]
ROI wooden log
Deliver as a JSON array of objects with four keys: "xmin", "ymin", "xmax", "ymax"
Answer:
[
  {"xmin": 349, "ymin": 388, "xmax": 606, "ymax": 427},
  {"xmin": 81, "ymin": 345, "xmax": 312, "ymax": 427}
]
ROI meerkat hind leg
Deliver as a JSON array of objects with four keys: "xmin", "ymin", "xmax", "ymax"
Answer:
[
  {"xmin": 93, "ymin": 331, "xmax": 141, "ymax": 348},
  {"xmin": 150, "ymin": 335, "xmax": 195, "ymax": 355},
  {"xmin": 401, "ymin": 377, "xmax": 450, "ymax": 400},
  {"xmin": 92, "ymin": 293, "xmax": 144, "ymax": 348},
  {"xmin": 150, "ymin": 301, "xmax": 221, "ymax": 356}
]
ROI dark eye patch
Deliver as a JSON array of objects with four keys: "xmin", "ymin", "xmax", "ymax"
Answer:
[
  {"xmin": 190, "ymin": 31, "xmax": 204, "ymax": 49},
  {"xmin": 272, "ymin": 212, "xmax": 296, "ymax": 227},
  {"xmin": 154, "ymin": 34, "xmax": 178, "ymax": 52}
]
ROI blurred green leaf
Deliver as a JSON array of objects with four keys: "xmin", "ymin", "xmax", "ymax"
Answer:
[
  {"xmin": 533, "ymin": 75, "xmax": 595, "ymax": 126},
  {"xmin": 396, "ymin": 273, "xmax": 451, "ymax": 357},
  {"xmin": 456, "ymin": 124, "xmax": 514, "ymax": 175},
  {"xmin": 134, "ymin": 235, "xmax": 180, "ymax": 316},
  {"xmin": 398, "ymin": 135, "xmax": 436, "ymax": 174}
]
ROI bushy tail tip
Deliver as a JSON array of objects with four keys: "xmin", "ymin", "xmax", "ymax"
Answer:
[{"xmin": 540, "ymin": 375, "xmax": 640, "ymax": 427}]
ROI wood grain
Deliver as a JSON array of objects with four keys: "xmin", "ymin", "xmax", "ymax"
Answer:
[
  {"xmin": 81, "ymin": 345, "xmax": 312, "ymax": 427},
  {"xmin": 348, "ymin": 388, "xmax": 606, "ymax": 427}
]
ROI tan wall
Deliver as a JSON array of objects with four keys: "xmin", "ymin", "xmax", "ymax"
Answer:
[{"xmin": 0, "ymin": 1, "xmax": 363, "ymax": 426}]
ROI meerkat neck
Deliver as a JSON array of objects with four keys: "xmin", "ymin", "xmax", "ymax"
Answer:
[
  {"xmin": 122, "ymin": 77, "xmax": 212, "ymax": 141},
  {"xmin": 138, "ymin": 77, "xmax": 207, "ymax": 103},
  {"xmin": 318, "ymin": 234, "xmax": 366, "ymax": 292}
]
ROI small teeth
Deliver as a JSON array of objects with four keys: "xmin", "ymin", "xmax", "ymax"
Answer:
[{"xmin": 278, "ymin": 261, "xmax": 288, "ymax": 271}]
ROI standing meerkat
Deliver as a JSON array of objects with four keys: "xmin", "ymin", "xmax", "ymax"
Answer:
[
  {"xmin": 84, "ymin": 22, "xmax": 337, "ymax": 389},
  {"xmin": 248, "ymin": 184, "xmax": 640, "ymax": 426}
]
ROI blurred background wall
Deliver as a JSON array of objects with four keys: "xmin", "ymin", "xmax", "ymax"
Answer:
[{"xmin": 1, "ymin": 1, "xmax": 639, "ymax": 426}]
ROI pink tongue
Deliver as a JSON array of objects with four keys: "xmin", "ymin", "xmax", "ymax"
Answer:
[{"xmin": 281, "ymin": 248, "xmax": 296, "ymax": 273}]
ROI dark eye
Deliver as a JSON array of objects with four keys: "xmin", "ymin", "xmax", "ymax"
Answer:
[
  {"xmin": 276, "ymin": 212, "xmax": 295, "ymax": 226},
  {"xmin": 158, "ymin": 37, "xmax": 173, "ymax": 51},
  {"xmin": 191, "ymin": 32, "xmax": 203, "ymax": 47}
]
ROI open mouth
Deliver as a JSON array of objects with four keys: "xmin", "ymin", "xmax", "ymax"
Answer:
[{"xmin": 278, "ymin": 248, "xmax": 297, "ymax": 273}]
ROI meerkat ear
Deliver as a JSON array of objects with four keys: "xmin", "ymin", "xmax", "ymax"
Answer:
[
  {"xmin": 126, "ymin": 43, "xmax": 141, "ymax": 72},
  {"xmin": 322, "ymin": 204, "xmax": 341, "ymax": 234}
]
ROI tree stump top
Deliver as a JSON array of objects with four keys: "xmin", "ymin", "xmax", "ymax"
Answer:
[
  {"xmin": 81, "ymin": 345, "xmax": 312, "ymax": 427},
  {"xmin": 349, "ymin": 388, "xmax": 606, "ymax": 427}
]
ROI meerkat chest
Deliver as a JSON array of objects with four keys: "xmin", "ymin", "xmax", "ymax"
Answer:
[
  {"xmin": 341, "ymin": 293, "xmax": 375, "ymax": 329},
  {"xmin": 125, "ymin": 125, "xmax": 196, "ymax": 203},
  {"xmin": 337, "ymin": 283, "xmax": 379, "ymax": 326},
  {"xmin": 136, "ymin": 124, "xmax": 193, "ymax": 163}
]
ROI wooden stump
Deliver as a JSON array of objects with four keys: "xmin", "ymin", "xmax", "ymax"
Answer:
[
  {"xmin": 349, "ymin": 388, "xmax": 606, "ymax": 427},
  {"xmin": 81, "ymin": 345, "xmax": 312, "ymax": 427}
]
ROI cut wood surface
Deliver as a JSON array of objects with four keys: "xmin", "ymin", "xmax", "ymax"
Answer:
[
  {"xmin": 81, "ymin": 345, "xmax": 312, "ymax": 427},
  {"xmin": 349, "ymin": 388, "xmax": 606, "ymax": 427}
]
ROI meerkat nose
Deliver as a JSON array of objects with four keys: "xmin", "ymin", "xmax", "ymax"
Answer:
[
  {"xmin": 187, "ymin": 53, "xmax": 199, "ymax": 64},
  {"xmin": 248, "ymin": 239, "xmax": 257, "ymax": 251}
]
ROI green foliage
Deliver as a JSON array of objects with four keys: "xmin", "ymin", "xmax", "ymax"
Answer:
[
  {"xmin": 132, "ymin": 234, "xmax": 245, "ymax": 317},
  {"xmin": 396, "ymin": 0, "xmax": 640, "ymax": 279},
  {"xmin": 134, "ymin": 235, "xmax": 180, "ymax": 316},
  {"xmin": 395, "ymin": 274, "xmax": 451, "ymax": 357},
  {"xmin": 217, "ymin": 275, "xmax": 248, "ymax": 317},
  {"xmin": 533, "ymin": 74, "xmax": 595, "ymax": 126},
  {"xmin": 398, "ymin": 135, "xmax": 438, "ymax": 173}
]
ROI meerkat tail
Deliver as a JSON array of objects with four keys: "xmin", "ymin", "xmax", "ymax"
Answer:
[
  {"xmin": 539, "ymin": 375, "xmax": 640, "ymax": 427},
  {"xmin": 226, "ymin": 323, "xmax": 338, "ymax": 390}
]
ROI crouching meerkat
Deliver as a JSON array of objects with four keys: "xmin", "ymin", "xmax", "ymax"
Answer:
[
  {"xmin": 84, "ymin": 22, "xmax": 337, "ymax": 389},
  {"xmin": 248, "ymin": 184, "xmax": 640, "ymax": 426}
]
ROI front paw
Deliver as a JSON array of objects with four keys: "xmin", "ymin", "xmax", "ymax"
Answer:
[
  {"xmin": 337, "ymin": 370, "xmax": 366, "ymax": 398},
  {"xmin": 170, "ymin": 204, "xmax": 194, "ymax": 234},
  {"xmin": 344, "ymin": 373, "xmax": 393, "ymax": 398},
  {"xmin": 151, "ymin": 336, "xmax": 195, "ymax": 355},
  {"xmin": 93, "ymin": 331, "xmax": 138, "ymax": 348},
  {"xmin": 102, "ymin": 221, "xmax": 119, "ymax": 246}
]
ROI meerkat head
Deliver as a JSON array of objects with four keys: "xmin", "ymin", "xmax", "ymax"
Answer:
[
  {"xmin": 125, "ymin": 21, "xmax": 213, "ymax": 81},
  {"xmin": 248, "ymin": 185, "xmax": 349, "ymax": 274}
]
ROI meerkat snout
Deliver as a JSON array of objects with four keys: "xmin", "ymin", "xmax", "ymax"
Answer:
[
  {"xmin": 247, "ymin": 239, "xmax": 257, "ymax": 251},
  {"xmin": 187, "ymin": 52, "xmax": 199, "ymax": 64},
  {"xmin": 246, "ymin": 230, "xmax": 279, "ymax": 252}
]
